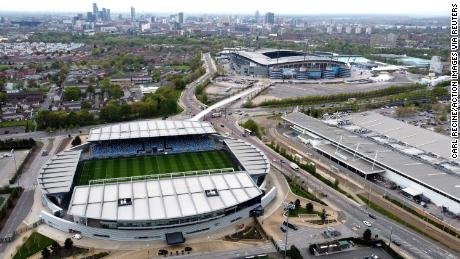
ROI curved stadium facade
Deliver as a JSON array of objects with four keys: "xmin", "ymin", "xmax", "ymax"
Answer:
[
  {"xmin": 230, "ymin": 49, "xmax": 351, "ymax": 79},
  {"xmin": 38, "ymin": 120, "xmax": 272, "ymax": 242}
]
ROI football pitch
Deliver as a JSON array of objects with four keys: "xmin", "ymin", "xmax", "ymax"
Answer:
[{"xmin": 76, "ymin": 150, "xmax": 236, "ymax": 185}]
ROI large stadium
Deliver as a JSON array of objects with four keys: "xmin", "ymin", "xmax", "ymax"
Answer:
[
  {"xmin": 38, "ymin": 120, "xmax": 273, "ymax": 243},
  {"xmin": 228, "ymin": 48, "xmax": 351, "ymax": 79}
]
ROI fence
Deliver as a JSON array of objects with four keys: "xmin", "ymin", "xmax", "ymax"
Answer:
[
  {"xmin": 0, "ymin": 218, "xmax": 44, "ymax": 243},
  {"xmin": 88, "ymin": 168, "xmax": 235, "ymax": 185}
]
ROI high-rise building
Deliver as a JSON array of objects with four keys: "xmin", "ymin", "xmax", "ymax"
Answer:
[
  {"xmin": 355, "ymin": 27, "xmax": 362, "ymax": 34},
  {"xmin": 345, "ymin": 26, "xmax": 352, "ymax": 34},
  {"xmin": 326, "ymin": 26, "xmax": 333, "ymax": 34},
  {"xmin": 255, "ymin": 10, "xmax": 259, "ymax": 23},
  {"xmin": 178, "ymin": 12, "xmax": 184, "ymax": 24},
  {"xmin": 365, "ymin": 26, "xmax": 372, "ymax": 34},
  {"xmin": 107, "ymin": 9, "xmax": 111, "ymax": 20},
  {"xmin": 336, "ymin": 25, "xmax": 342, "ymax": 33},
  {"xmin": 101, "ymin": 8, "xmax": 107, "ymax": 20},
  {"xmin": 264, "ymin": 12, "xmax": 274, "ymax": 25},
  {"xmin": 92, "ymin": 3, "xmax": 98, "ymax": 19},
  {"xmin": 131, "ymin": 6, "xmax": 136, "ymax": 21},
  {"xmin": 86, "ymin": 12, "xmax": 94, "ymax": 22}
]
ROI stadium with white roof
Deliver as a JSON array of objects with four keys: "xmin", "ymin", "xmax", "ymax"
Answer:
[
  {"xmin": 229, "ymin": 49, "xmax": 351, "ymax": 79},
  {"xmin": 38, "ymin": 120, "xmax": 273, "ymax": 243}
]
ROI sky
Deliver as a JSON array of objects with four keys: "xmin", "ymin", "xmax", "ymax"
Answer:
[{"xmin": 0, "ymin": 0, "xmax": 452, "ymax": 15}]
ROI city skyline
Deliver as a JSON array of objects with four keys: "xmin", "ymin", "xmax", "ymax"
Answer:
[{"xmin": 0, "ymin": 0, "xmax": 452, "ymax": 15}]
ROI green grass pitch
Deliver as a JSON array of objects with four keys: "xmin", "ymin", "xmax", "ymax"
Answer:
[{"xmin": 76, "ymin": 150, "xmax": 236, "ymax": 185}]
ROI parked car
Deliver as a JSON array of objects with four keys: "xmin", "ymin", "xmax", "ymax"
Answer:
[
  {"xmin": 158, "ymin": 249, "xmax": 168, "ymax": 255},
  {"xmin": 72, "ymin": 234, "xmax": 82, "ymax": 240},
  {"xmin": 392, "ymin": 240, "xmax": 402, "ymax": 246},
  {"xmin": 283, "ymin": 221, "xmax": 298, "ymax": 230},
  {"xmin": 184, "ymin": 247, "xmax": 193, "ymax": 252},
  {"xmin": 363, "ymin": 220, "xmax": 372, "ymax": 227},
  {"xmin": 280, "ymin": 225, "xmax": 287, "ymax": 232}
]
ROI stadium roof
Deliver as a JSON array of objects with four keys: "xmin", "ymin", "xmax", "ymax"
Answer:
[
  {"xmin": 224, "ymin": 139, "xmax": 270, "ymax": 175},
  {"xmin": 68, "ymin": 171, "xmax": 262, "ymax": 222},
  {"xmin": 233, "ymin": 49, "xmax": 345, "ymax": 66},
  {"xmin": 38, "ymin": 150, "xmax": 82, "ymax": 194},
  {"xmin": 345, "ymin": 111, "xmax": 454, "ymax": 161},
  {"xmin": 283, "ymin": 112, "xmax": 460, "ymax": 203},
  {"xmin": 88, "ymin": 120, "xmax": 216, "ymax": 142}
]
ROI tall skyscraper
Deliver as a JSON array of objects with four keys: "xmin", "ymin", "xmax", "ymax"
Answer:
[
  {"xmin": 131, "ymin": 6, "xmax": 136, "ymax": 21},
  {"xmin": 255, "ymin": 10, "xmax": 260, "ymax": 23},
  {"xmin": 92, "ymin": 3, "xmax": 98, "ymax": 19},
  {"xmin": 264, "ymin": 12, "xmax": 274, "ymax": 25},
  {"xmin": 178, "ymin": 12, "xmax": 184, "ymax": 24},
  {"xmin": 102, "ymin": 8, "xmax": 107, "ymax": 20},
  {"xmin": 107, "ymin": 9, "xmax": 111, "ymax": 20}
]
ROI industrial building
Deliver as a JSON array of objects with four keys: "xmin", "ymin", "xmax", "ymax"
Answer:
[
  {"xmin": 229, "ymin": 49, "xmax": 351, "ymax": 79},
  {"xmin": 283, "ymin": 112, "xmax": 460, "ymax": 215}
]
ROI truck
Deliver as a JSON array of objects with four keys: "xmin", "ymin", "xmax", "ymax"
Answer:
[{"xmin": 290, "ymin": 162, "xmax": 299, "ymax": 171}]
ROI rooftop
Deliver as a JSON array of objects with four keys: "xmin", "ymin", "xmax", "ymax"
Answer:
[
  {"xmin": 88, "ymin": 120, "xmax": 216, "ymax": 142},
  {"xmin": 38, "ymin": 150, "xmax": 82, "ymax": 194},
  {"xmin": 68, "ymin": 171, "xmax": 262, "ymax": 222},
  {"xmin": 283, "ymin": 112, "xmax": 460, "ymax": 203},
  {"xmin": 224, "ymin": 139, "xmax": 270, "ymax": 175},
  {"xmin": 234, "ymin": 49, "xmax": 344, "ymax": 66},
  {"xmin": 345, "ymin": 111, "xmax": 454, "ymax": 162}
]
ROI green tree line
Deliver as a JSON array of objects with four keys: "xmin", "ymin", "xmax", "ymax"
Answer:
[{"xmin": 260, "ymin": 84, "xmax": 424, "ymax": 107}]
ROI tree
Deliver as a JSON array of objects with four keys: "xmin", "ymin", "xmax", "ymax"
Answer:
[
  {"xmin": 173, "ymin": 78, "xmax": 187, "ymax": 90},
  {"xmin": 71, "ymin": 136, "xmax": 82, "ymax": 146},
  {"xmin": 288, "ymin": 245, "xmax": 303, "ymax": 259},
  {"xmin": 242, "ymin": 119, "xmax": 260, "ymax": 138},
  {"xmin": 333, "ymin": 179, "xmax": 339, "ymax": 189},
  {"xmin": 363, "ymin": 228, "xmax": 372, "ymax": 240},
  {"xmin": 63, "ymin": 87, "xmax": 81, "ymax": 101},
  {"xmin": 42, "ymin": 247, "xmax": 51, "ymax": 258},
  {"xmin": 320, "ymin": 208, "xmax": 327, "ymax": 223},
  {"xmin": 51, "ymin": 241, "xmax": 61, "ymax": 254},
  {"xmin": 86, "ymin": 84, "xmax": 95, "ymax": 94},
  {"xmin": 81, "ymin": 100, "xmax": 91, "ymax": 109},
  {"xmin": 108, "ymin": 84, "xmax": 123, "ymax": 99},
  {"xmin": 294, "ymin": 199, "xmax": 301, "ymax": 210},
  {"xmin": 64, "ymin": 238, "xmax": 73, "ymax": 250},
  {"xmin": 0, "ymin": 92, "xmax": 6, "ymax": 115},
  {"xmin": 306, "ymin": 202, "xmax": 314, "ymax": 213}
]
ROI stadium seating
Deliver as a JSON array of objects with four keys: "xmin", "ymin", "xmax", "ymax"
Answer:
[
  {"xmin": 165, "ymin": 136, "xmax": 214, "ymax": 154},
  {"xmin": 90, "ymin": 136, "xmax": 215, "ymax": 159}
]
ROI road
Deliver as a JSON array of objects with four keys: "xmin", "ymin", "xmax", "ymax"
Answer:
[
  {"xmin": 172, "ymin": 53, "xmax": 459, "ymax": 258},
  {"xmin": 1, "ymin": 52, "xmax": 457, "ymax": 259},
  {"xmin": 154, "ymin": 243, "xmax": 275, "ymax": 259},
  {"xmin": 0, "ymin": 136, "xmax": 64, "ymax": 257},
  {"xmin": 179, "ymin": 52, "xmax": 216, "ymax": 118}
]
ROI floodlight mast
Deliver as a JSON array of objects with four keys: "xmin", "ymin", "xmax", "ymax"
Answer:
[{"xmin": 282, "ymin": 201, "xmax": 296, "ymax": 259}]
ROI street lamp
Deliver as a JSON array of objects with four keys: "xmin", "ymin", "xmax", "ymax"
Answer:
[{"xmin": 282, "ymin": 202, "xmax": 296, "ymax": 259}]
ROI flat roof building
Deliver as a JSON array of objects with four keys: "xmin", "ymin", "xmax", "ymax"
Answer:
[{"xmin": 283, "ymin": 112, "xmax": 460, "ymax": 214}]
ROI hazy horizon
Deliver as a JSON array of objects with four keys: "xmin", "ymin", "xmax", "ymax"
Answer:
[{"xmin": 0, "ymin": 0, "xmax": 452, "ymax": 16}]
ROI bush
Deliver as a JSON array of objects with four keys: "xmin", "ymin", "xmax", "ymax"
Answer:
[
  {"xmin": 0, "ymin": 138, "xmax": 35, "ymax": 150},
  {"xmin": 306, "ymin": 202, "xmax": 314, "ymax": 213},
  {"xmin": 288, "ymin": 245, "xmax": 303, "ymax": 259},
  {"xmin": 71, "ymin": 136, "xmax": 82, "ymax": 146},
  {"xmin": 64, "ymin": 238, "xmax": 73, "ymax": 250},
  {"xmin": 242, "ymin": 119, "xmax": 261, "ymax": 138},
  {"xmin": 41, "ymin": 248, "xmax": 51, "ymax": 258},
  {"xmin": 363, "ymin": 228, "xmax": 372, "ymax": 240}
]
